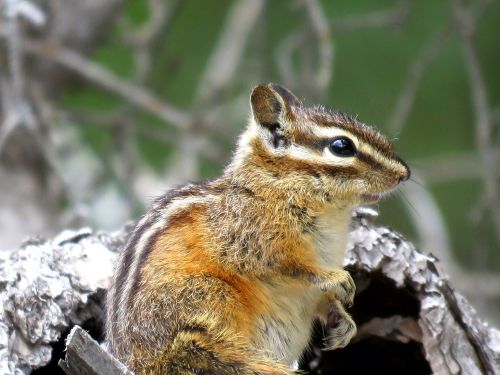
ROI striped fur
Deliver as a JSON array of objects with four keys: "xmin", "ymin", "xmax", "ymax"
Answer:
[
  {"xmin": 105, "ymin": 83, "xmax": 410, "ymax": 374},
  {"xmin": 106, "ymin": 184, "xmax": 217, "ymax": 357}
]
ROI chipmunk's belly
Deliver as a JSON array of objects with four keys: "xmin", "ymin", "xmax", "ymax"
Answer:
[{"xmin": 253, "ymin": 283, "xmax": 322, "ymax": 366}]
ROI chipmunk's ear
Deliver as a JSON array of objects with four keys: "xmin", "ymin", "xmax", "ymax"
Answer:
[{"xmin": 250, "ymin": 83, "xmax": 301, "ymax": 130}]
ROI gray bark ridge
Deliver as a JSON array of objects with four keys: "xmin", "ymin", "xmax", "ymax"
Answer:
[
  {"xmin": 0, "ymin": 227, "xmax": 127, "ymax": 374},
  {"xmin": 347, "ymin": 211, "xmax": 500, "ymax": 374}
]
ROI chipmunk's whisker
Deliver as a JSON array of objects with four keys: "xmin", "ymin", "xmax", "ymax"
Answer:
[{"xmin": 396, "ymin": 189, "xmax": 421, "ymax": 219}]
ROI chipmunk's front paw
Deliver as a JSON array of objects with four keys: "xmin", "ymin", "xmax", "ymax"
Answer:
[
  {"xmin": 313, "ymin": 269, "xmax": 355, "ymax": 307},
  {"xmin": 324, "ymin": 306, "xmax": 357, "ymax": 350}
]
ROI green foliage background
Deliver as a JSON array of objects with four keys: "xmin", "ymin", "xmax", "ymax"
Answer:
[{"xmin": 63, "ymin": 0, "xmax": 500, "ymax": 273}]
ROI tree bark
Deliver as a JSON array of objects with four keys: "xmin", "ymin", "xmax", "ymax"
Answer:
[
  {"xmin": 0, "ymin": 212, "xmax": 498, "ymax": 374},
  {"xmin": 59, "ymin": 326, "xmax": 133, "ymax": 375}
]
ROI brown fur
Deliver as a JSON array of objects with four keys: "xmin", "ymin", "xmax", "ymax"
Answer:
[{"xmin": 106, "ymin": 83, "xmax": 410, "ymax": 374}]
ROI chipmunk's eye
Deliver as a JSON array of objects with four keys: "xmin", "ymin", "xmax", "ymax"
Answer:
[{"xmin": 329, "ymin": 136, "xmax": 356, "ymax": 157}]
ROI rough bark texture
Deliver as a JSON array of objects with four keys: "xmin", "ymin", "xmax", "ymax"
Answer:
[
  {"xmin": 59, "ymin": 326, "xmax": 133, "ymax": 375},
  {"xmin": 0, "ymin": 226, "xmax": 129, "ymax": 374},
  {"xmin": 0, "ymin": 211, "xmax": 498, "ymax": 374}
]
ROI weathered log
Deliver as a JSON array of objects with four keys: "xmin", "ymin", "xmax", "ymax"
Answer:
[
  {"xmin": 0, "ymin": 212, "xmax": 498, "ymax": 374},
  {"xmin": 0, "ymin": 226, "xmax": 129, "ymax": 374},
  {"xmin": 58, "ymin": 326, "xmax": 132, "ymax": 375}
]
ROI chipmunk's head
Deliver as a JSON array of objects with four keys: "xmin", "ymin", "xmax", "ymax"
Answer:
[{"xmin": 228, "ymin": 83, "xmax": 410, "ymax": 208}]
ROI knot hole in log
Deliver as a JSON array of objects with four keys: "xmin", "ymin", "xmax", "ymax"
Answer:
[{"xmin": 300, "ymin": 270, "xmax": 432, "ymax": 374}]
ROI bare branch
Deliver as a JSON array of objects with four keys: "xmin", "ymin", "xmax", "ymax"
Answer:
[
  {"xmin": 124, "ymin": 0, "xmax": 184, "ymax": 83},
  {"xmin": 400, "ymin": 175, "xmax": 451, "ymax": 268},
  {"xmin": 456, "ymin": 272, "xmax": 500, "ymax": 299},
  {"xmin": 450, "ymin": 0, "xmax": 500, "ymax": 243},
  {"xmin": 492, "ymin": 105, "xmax": 500, "ymax": 125},
  {"xmin": 415, "ymin": 151, "xmax": 500, "ymax": 184},
  {"xmin": 38, "ymin": 39, "xmax": 190, "ymax": 126},
  {"xmin": 276, "ymin": 31, "xmax": 302, "ymax": 89},
  {"xmin": 303, "ymin": 0, "xmax": 334, "ymax": 96},
  {"xmin": 157, "ymin": 0, "xmax": 265, "ymax": 184},
  {"xmin": 276, "ymin": 1, "xmax": 333, "ymax": 98},
  {"xmin": 388, "ymin": 28, "xmax": 449, "ymax": 133},
  {"xmin": 0, "ymin": 75, "xmax": 19, "ymax": 151},
  {"xmin": 387, "ymin": 0, "xmax": 491, "ymax": 135},
  {"xmin": 3, "ymin": 36, "xmax": 192, "ymax": 127},
  {"xmin": 0, "ymin": 2, "xmax": 38, "ymax": 152},
  {"xmin": 333, "ymin": 0, "xmax": 414, "ymax": 33},
  {"xmin": 196, "ymin": 0, "xmax": 265, "ymax": 104},
  {"xmin": 125, "ymin": 0, "xmax": 169, "ymax": 46},
  {"xmin": 0, "ymin": 106, "xmax": 19, "ymax": 152}
]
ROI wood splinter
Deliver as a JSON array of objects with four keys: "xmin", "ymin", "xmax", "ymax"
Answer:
[{"xmin": 59, "ymin": 326, "xmax": 133, "ymax": 375}]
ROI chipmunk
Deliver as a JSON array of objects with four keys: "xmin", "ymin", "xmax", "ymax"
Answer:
[{"xmin": 105, "ymin": 83, "xmax": 410, "ymax": 374}]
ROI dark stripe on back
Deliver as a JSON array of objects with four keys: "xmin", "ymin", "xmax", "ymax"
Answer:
[
  {"xmin": 111, "ymin": 183, "xmax": 212, "ymax": 323},
  {"xmin": 111, "ymin": 213, "xmax": 158, "ymax": 325},
  {"xmin": 126, "ymin": 204, "xmax": 203, "ymax": 308},
  {"xmin": 229, "ymin": 184, "xmax": 259, "ymax": 199},
  {"xmin": 126, "ymin": 227, "xmax": 163, "ymax": 309},
  {"xmin": 125, "ymin": 186, "xmax": 213, "ymax": 309}
]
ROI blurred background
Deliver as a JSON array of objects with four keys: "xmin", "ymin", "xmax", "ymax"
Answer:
[{"xmin": 0, "ymin": 0, "xmax": 499, "ymax": 323}]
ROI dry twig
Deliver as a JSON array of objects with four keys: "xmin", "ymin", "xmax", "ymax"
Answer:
[
  {"xmin": 196, "ymin": 0, "xmax": 265, "ymax": 104},
  {"xmin": 333, "ymin": 0, "xmax": 414, "ymax": 32},
  {"xmin": 8, "ymin": 37, "xmax": 192, "ymax": 127},
  {"xmin": 302, "ymin": 0, "xmax": 333, "ymax": 97},
  {"xmin": 388, "ymin": 28, "xmax": 449, "ymax": 133},
  {"xmin": 162, "ymin": 0, "xmax": 265, "ymax": 184},
  {"xmin": 450, "ymin": 0, "xmax": 500, "ymax": 244}
]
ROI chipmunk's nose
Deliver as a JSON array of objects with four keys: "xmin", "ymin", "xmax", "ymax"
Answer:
[{"xmin": 398, "ymin": 162, "xmax": 411, "ymax": 183}]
